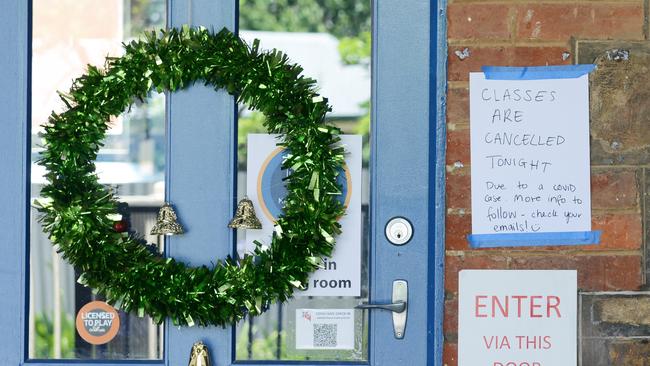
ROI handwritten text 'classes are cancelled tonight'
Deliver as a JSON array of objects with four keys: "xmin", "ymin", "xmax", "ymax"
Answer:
[{"xmin": 481, "ymin": 87, "xmax": 561, "ymax": 173}]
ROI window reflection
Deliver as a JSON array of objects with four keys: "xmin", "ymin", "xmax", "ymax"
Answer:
[
  {"xmin": 29, "ymin": 0, "xmax": 165, "ymax": 360},
  {"xmin": 236, "ymin": 0, "xmax": 371, "ymax": 361}
]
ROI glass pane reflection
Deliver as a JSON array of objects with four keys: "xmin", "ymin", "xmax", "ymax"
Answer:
[
  {"xmin": 236, "ymin": 0, "xmax": 371, "ymax": 361},
  {"xmin": 29, "ymin": 0, "xmax": 165, "ymax": 360}
]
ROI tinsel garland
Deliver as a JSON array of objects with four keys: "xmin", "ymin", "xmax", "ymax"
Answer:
[{"xmin": 35, "ymin": 26, "xmax": 345, "ymax": 327}]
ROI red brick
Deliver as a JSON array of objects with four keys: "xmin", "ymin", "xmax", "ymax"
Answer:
[
  {"xmin": 591, "ymin": 170, "xmax": 639, "ymax": 210},
  {"xmin": 444, "ymin": 298, "xmax": 458, "ymax": 334},
  {"xmin": 446, "ymin": 128, "xmax": 470, "ymax": 166},
  {"xmin": 446, "ymin": 173, "xmax": 471, "ymax": 210},
  {"xmin": 447, "ymin": 87, "xmax": 469, "ymax": 124},
  {"xmin": 444, "ymin": 342, "xmax": 458, "ymax": 366},
  {"xmin": 448, "ymin": 46, "xmax": 571, "ymax": 82},
  {"xmin": 593, "ymin": 213, "xmax": 642, "ymax": 250},
  {"xmin": 521, "ymin": 213, "xmax": 642, "ymax": 251},
  {"xmin": 604, "ymin": 256, "xmax": 643, "ymax": 291},
  {"xmin": 445, "ymin": 254, "xmax": 509, "ymax": 293},
  {"xmin": 446, "ymin": 214, "xmax": 472, "ymax": 251},
  {"xmin": 516, "ymin": 4, "xmax": 644, "ymax": 41},
  {"xmin": 448, "ymin": 4, "xmax": 512, "ymax": 41},
  {"xmin": 509, "ymin": 255, "xmax": 642, "ymax": 291}
]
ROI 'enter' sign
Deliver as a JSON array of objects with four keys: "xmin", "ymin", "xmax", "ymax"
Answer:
[{"xmin": 459, "ymin": 270, "xmax": 577, "ymax": 366}]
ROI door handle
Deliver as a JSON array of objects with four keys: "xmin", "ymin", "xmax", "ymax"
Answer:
[
  {"xmin": 355, "ymin": 301, "xmax": 405, "ymax": 313},
  {"xmin": 355, "ymin": 280, "xmax": 408, "ymax": 339}
]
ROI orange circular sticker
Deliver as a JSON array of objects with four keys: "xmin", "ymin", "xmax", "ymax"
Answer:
[{"xmin": 75, "ymin": 301, "xmax": 120, "ymax": 345}]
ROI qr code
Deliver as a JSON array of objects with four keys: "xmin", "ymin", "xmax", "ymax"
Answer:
[{"xmin": 313, "ymin": 323, "xmax": 337, "ymax": 348}]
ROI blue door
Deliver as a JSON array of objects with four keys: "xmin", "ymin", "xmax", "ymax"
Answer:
[{"xmin": 0, "ymin": 0, "xmax": 445, "ymax": 365}]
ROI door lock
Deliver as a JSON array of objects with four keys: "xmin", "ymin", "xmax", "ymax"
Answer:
[
  {"xmin": 356, "ymin": 280, "xmax": 408, "ymax": 339},
  {"xmin": 385, "ymin": 217, "xmax": 413, "ymax": 245}
]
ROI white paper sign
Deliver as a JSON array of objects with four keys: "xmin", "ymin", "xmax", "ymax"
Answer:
[
  {"xmin": 459, "ymin": 270, "xmax": 577, "ymax": 366},
  {"xmin": 470, "ymin": 73, "xmax": 591, "ymax": 235},
  {"xmin": 295, "ymin": 309, "xmax": 355, "ymax": 350},
  {"xmin": 244, "ymin": 134, "xmax": 362, "ymax": 296}
]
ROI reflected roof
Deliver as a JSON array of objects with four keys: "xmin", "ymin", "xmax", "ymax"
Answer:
[{"xmin": 240, "ymin": 31, "xmax": 370, "ymax": 118}]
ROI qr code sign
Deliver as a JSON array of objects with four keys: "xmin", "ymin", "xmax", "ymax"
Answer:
[
  {"xmin": 295, "ymin": 309, "xmax": 354, "ymax": 350},
  {"xmin": 313, "ymin": 323, "xmax": 337, "ymax": 348}
]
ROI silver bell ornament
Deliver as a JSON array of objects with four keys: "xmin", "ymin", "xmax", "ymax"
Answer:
[
  {"xmin": 150, "ymin": 202, "xmax": 184, "ymax": 235},
  {"xmin": 228, "ymin": 197, "xmax": 262, "ymax": 229}
]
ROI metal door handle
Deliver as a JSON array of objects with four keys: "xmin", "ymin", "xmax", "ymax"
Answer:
[
  {"xmin": 355, "ymin": 301, "xmax": 406, "ymax": 313},
  {"xmin": 355, "ymin": 280, "xmax": 408, "ymax": 339}
]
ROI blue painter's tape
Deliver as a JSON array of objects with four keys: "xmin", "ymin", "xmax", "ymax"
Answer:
[
  {"xmin": 467, "ymin": 230, "xmax": 602, "ymax": 248},
  {"xmin": 482, "ymin": 64, "xmax": 596, "ymax": 80}
]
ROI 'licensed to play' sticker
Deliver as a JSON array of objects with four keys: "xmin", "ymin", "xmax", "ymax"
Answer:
[{"xmin": 75, "ymin": 301, "xmax": 120, "ymax": 345}]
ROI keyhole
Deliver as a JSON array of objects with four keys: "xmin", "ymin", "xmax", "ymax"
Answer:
[{"xmin": 385, "ymin": 217, "xmax": 412, "ymax": 245}]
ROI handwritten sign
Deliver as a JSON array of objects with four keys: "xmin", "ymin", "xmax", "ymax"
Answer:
[
  {"xmin": 470, "ymin": 73, "xmax": 591, "ymax": 239},
  {"xmin": 459, "ymin": 270, "xmax": 577, "ymax": 366},
  {"xmin": 470, "ymin": 73, "xmax": 592, "ymax": 240}
]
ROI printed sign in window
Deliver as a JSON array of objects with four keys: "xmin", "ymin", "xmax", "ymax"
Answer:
[
  {"xmin": 244, "ymin": 134, "xmax": 362, "ymax": 296},
  {"xmin": 295, "ymin": 309, "xmax": 355, "ymax": 350},
  {"xmin": 75, "ymin": 301, "xmax": 120, "ymax": 345}
]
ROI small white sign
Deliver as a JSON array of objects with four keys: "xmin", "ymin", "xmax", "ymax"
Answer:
[
  {"xmin": 459, "ymin": 270, "xmax": 577, "ymax": 366},
  {"xmin": 244, "ymin": 134, "xmax": 362, "ymax": 296},
  {"xmin": 470, "ymin": 73, "xmax": 592, "ymax": 235},
  {"xmin": 295, "ymin": 309, "xmax": 355, "ymax": 350}
]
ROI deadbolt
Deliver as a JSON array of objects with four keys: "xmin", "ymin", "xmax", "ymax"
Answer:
[{"xmin": 385, "ymin": 217, "xmax": 413, "ymax": 245}]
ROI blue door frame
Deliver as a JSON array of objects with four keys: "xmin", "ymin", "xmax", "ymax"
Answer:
[{"xmin": 0, "ymin": 0, "xmax": 447, "ymax": 365}]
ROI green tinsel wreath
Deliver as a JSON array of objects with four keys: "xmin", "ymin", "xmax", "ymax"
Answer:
[{"xmin": 35, "ymin": 26, "xmax": 345, "ymax": 327}]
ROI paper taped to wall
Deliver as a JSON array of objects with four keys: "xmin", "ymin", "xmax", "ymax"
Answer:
[{"xmin": 468, "ymin": 67, "xmax": 600, "ymax": 248}]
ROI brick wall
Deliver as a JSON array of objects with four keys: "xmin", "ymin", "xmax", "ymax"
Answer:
[{"xmin": 444, "ymin": 1, "xmax": 648, "ymax": 365}]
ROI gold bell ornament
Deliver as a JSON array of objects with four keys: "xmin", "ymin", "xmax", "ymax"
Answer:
[
  {"xmin": 150, "ymin": 202, "xmax": 184, "ymax": 235},
  {"xmin": 228, "ymin": 197, "xmax": 262, "ymax": 229},
  {"xmin": 187, "ymin": 341, "xmax": 211, "ymax": 366}
]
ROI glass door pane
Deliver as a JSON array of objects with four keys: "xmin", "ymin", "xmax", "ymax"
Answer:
[
  {"xmin": 29, "ymin": 0, "xmax": 165, "ymax": 360},
  {"xmin": 235, "ymin": 0, "xmax": 371, "ymax": 361}
]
